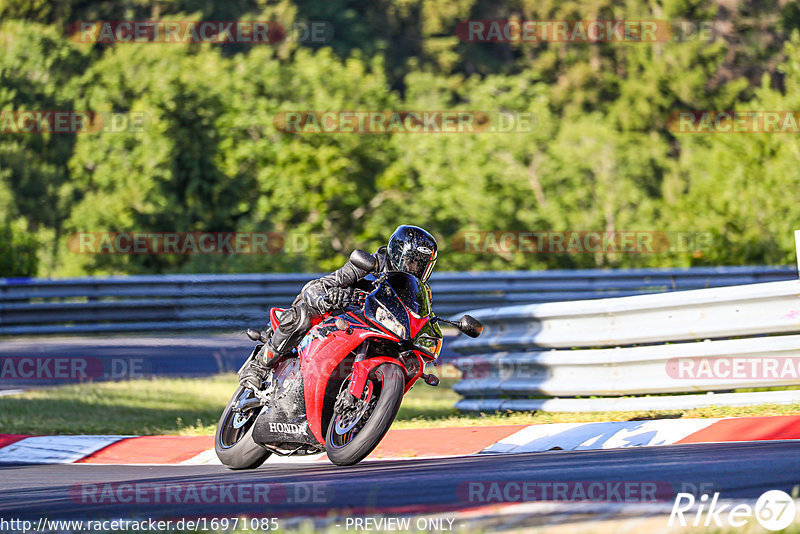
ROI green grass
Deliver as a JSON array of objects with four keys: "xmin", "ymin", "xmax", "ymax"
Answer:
[
  {"xmin": 2, "ymin": 370, "xmax": 800, "ymax": 435},
  {"xmin": 0, "ymin": 375, "xmax": 236, "ymax": 435}
]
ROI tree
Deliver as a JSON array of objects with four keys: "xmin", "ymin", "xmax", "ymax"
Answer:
[
  {"xmin": 669, "ymin": 33, "xmax": 800, "ymax": 266},
  {"xmin": 0, "ymin": 220, "xmax": 39, "ymax": 277}
]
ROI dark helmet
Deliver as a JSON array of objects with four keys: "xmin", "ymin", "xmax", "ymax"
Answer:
[{"xmin": 386, "ymin": 225, "xmax": 438, "ymax": 282}]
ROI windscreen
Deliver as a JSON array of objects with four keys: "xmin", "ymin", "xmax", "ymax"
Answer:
[
  {"xmin": 364, "ymin": 272, "xmax": 433, "ymax": 340},
  {"xmin": 383, "ymin": 271, "xmax": 431, "ymax": 317}
]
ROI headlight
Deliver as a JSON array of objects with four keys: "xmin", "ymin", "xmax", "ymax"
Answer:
[
  {"xmin": 416, "ymin": 335, "xmax": 443, "ymax": 359},
  {"xmin": 375, "ymin": 305, "xmax": 406, "ymax": 338}
]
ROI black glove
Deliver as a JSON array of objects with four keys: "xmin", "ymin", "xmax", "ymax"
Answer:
[{"xmin": 323, "ymin": 287, "xmax": 351, "ymax": 311}]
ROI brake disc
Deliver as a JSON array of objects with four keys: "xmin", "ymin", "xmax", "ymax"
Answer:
[{"xmin": 334, "ymin": 381, "xmax": 374, "ymax": 434}]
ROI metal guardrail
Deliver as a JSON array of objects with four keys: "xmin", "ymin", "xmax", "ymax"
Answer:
[
  {"xmin": 0, "ymin": 266, "xmax": 796, "ymax": 336},
  {"xmin": 451, "ymin": 275, "xmax": 800, "ymax": 412}
]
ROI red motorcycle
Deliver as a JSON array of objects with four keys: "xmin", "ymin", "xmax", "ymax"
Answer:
[{"xmin": 215, "ymin": 251, "xmax": 483, "ymax": 468}]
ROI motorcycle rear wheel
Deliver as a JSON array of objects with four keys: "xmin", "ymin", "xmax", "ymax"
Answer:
[
  {"xmin": 215, "ymin": 386, "xmax": 271, "ymax": 470},
  {"xmin": 325, "ymin": 363, "xmax": 405, "ymax": 466}
]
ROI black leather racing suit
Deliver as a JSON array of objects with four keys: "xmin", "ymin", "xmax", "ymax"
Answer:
[{"xmin": 268, "ymin": 247, "xmax": 389, "ymax": 356}]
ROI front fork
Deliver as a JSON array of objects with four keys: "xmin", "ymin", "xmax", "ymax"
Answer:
[
  {"xmin": 348, "ymin": 341, "xmax": 395, "ymax": 399},
  {"xmin": 346, "ymin": 341, "xmax": 439, "ymax": 399}
]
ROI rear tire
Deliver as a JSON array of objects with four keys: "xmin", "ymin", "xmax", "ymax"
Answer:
[
  {"xmin": 325, "ymin": 363, "xmax": 405, "ymax": 466},
  {"xmin": 215, "ymin": 386, "xmax": 271, "ymax": 470}
]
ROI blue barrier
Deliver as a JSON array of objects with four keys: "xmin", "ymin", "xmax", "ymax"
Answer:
[{"xmin": 1, "ymin": 266, "xmax": 795, "ymax": 335}]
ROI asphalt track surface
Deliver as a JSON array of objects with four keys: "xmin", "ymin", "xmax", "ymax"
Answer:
[
  {"xmin": 0, "ymin": 336, "xmax": 253, "ymax": 389},
  {"xmin": 1, "ymin": 441, "xmax": 798, "ymax": 522}
]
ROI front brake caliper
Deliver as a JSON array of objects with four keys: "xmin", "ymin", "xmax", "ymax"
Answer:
[{"xmin": 334, "ymin": 386, "xmax": 359, "ymax": 413}]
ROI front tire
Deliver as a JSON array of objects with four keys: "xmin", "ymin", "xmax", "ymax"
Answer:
[
  {"xmin": 215, "ymin": 386, "xmax": 271, "ymax": 470},
  {"xmin": 325, "ymin": 363, "xmax": 405, "ymax": 466}
]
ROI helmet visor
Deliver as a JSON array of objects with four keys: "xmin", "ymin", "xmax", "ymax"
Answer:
[{"xmin": 390, "ymin": 248, "xmax": 437, "ymax": 282}]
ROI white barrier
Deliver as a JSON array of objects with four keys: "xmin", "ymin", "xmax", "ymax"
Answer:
[
  {"xmin": 452, "ymin": 280, "xmax": 800, "ymax": 353},
  {"xmin": 454, "ymin": 334, "xmax": 800, "ymax": 397},
  {"xmin": 456, "ymin": 390, "xmax": 800, "ymax": 413},
  {"xmin": 451, "ymin": 238, "xmax": 800, "ymax": 411}
]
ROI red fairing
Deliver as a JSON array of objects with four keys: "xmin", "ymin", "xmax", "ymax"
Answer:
[
  {"xmin": 395, "ymin": 295, "xmax": 429, "ymax": 337},
  {"xmin": 345, "ymin": 311, "xmax": 430, "ymax": 403},
  {"xmin": 403, "ymin": 351, "xmax": 427, "ymax": 394},
  {"xmin": 407, "ymin": 313, "xmax": 429, "ymax": 338},
  {"xmin": 300, "ymin": 322, "xmax": 398, "ymax": 444},
  {"xmin": 348, "ymin": 357, "xmax": 405, "ymax": 398},
  {"xmin": 397, "ymin": 306, "xmax": 429, "ymax": 394}
]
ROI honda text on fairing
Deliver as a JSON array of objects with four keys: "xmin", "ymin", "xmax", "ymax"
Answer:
[{"xmin": 215, "ymin": 250, "xmax": 484, "ymax": 467}]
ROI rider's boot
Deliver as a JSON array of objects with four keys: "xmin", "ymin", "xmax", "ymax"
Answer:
[{"xmin": 239, "ymin": 342, "xmax": 281, "ymax": 391}]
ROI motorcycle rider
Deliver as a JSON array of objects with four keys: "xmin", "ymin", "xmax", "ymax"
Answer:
[{"xmin": 239, "ymin": 224, "xmax": 438, "ymax": 391}]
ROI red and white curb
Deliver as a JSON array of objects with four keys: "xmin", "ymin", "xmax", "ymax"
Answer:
[
  {"xmin": 485, "ymin": 414, "xmax": 800, "ymax": 454},
  {"xmin": 2, "ymin": 415, "xmax": 799, "ymax": 465}
]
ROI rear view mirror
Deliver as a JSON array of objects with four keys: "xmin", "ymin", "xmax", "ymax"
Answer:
[
  {"xmin": 350, "ymin": 249, "xmax": 377, "ymax": 272},
  {"xmin": 457, "ymin": 315, "xmax": 483, "ymax": 338}
]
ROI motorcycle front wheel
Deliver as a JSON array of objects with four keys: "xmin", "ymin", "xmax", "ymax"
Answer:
[
  {"xmin": 215, "ymin": 386, "xmax": 271, "ymax": 470},
  {"xmin": 325, "ymin": 363, "xmax": 405, "ymax": 466}
]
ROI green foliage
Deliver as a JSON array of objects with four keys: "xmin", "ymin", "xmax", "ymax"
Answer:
[
  {"xmin": 669, "ymin": 33, "xmax": 800, "ymax": 266},
  {"xmin": 0, "ymin": 21, "xmax": 88, "ymax": 229},
  {"xmin": 0, "ymin": 220, "xmax": 39, "ymax": 277},
  {"xmin": 0, "ymin": 1, "xmax": 799, "ymax": 277}
]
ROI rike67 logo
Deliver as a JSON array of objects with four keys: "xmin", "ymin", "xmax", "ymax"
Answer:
[{"xmin": 669, "ymin": 490, "xmax": 797, "ymax": 531}]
